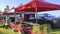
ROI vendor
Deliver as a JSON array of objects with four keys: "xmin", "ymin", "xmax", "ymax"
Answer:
[
  {"xmin": 16, "ymin": 15, "xmax": 22, "ymax": 24},
  {"xmin": 0, "ymin": 14, "xmax": 4, "ymax": 25}
]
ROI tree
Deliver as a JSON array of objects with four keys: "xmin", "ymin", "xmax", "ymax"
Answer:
[
  {"xmin": 4, "ymin": 5, "xmax": 9, "ymax": 11},
  {"xmin": 0, "ymin": 9, "xmax": 2, "ymax": 13},
  {"xmin": 6, "ymin": 5, "xmax": 9, "ymax": 9},
  {"xmin": 58, "ymin": 16, "xmax": 60, "ymax": 18}
]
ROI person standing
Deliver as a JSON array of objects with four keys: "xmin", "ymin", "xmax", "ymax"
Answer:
[{"xmin": 0, "ymin": 13, "xmax": 4, "ymax": 25}]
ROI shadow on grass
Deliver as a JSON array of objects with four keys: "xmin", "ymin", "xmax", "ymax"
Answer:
[
  {"xmin": 0, "ymin": 25, "xmax": 12, "ymax": 29},
  {"xmin": 0, "ymin": 26, "xmax": 3, "ymax": 28},
  {"xmin": 0, "ymin": 31, "xmax": 8, "ymax": 34},
  {"xmin": 52, "ymin": 29, "xmax": 60, "ymax": 32}
]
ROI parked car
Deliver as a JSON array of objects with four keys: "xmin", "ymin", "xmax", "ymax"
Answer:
[{"xmin": 29, "ymin": 13, "xmax": 60, "ymax": 28}]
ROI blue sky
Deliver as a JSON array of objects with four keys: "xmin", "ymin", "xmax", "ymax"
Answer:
[{"xmin": 0, "ymin": 0, "xmax": 60, "ymax": 17}]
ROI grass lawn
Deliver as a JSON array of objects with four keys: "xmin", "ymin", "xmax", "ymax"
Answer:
[
  {"xmin": 0, "ymin": 28, "xmax": 19, "ymax": 34},
  {"xmin": 0, "ymin": 23, "xmax": 60, "ymax": 34},
  {"xmin": 51, "ymin": 29, "xmax": 60, "ymax": 34},
  {"xmin": 0, "ymin": 23, "xmax": 19, "ymax": 34},
  {"xmin": 39, "ymin": 24, "xmax": 60, "ymax": 34}
]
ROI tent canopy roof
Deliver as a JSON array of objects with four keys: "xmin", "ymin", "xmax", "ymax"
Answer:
[{"xmin": 15, "ymin": 0, "xmax": 60, "ymax": 12}]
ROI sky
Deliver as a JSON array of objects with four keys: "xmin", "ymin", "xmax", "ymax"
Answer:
[{"xmin": 0, "ymin": 0, "xmax": 60, "ymax": 17}]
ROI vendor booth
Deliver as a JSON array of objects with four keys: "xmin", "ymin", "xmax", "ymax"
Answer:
[{"xmin": 15, "ymin": 0, "xmax": 60, "ymax": 23}]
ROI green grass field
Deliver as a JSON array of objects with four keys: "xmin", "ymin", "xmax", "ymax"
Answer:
[
  {"xmin": 51, "ymin": 29, "xmax": 60, "ymax": 34},
  {"xmin": 0, "ymin": 23, "xmax": 60, "ymax": 34},
  {"xmin": 0, "ymin": 23, "xmax": 19, "ymax": 34},
  {"xmin": 0, "ymin": 28, "xmax": 19, "ymax": 34}
]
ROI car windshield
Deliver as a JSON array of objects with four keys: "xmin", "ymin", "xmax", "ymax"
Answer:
[
  {"xmin": 38, "ymin": 13, "xmax": 55, "ymax": 18},
  {"xmin": 43, "ymin": 13, "xmax": 55, "ymax": 17}
]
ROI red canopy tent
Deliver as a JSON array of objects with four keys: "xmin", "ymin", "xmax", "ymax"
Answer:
[
  {"xmin": 3, "ymin": 7, "xmax": 16, "ymax": 15},
  {"xmin": 15, "ymin": 0, "xmax": 60, "ymax": 22},
  {"xmin": 15, "ymin": 0, "xmax": 60, "ymax": 12}
]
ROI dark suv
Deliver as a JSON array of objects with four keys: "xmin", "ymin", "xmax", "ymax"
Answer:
[{"xmin": 29, "ymin": 13, "xmax": 60, "ymax": 28}]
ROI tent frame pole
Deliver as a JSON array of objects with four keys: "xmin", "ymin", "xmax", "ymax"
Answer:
[
  {"xmin": 15, "ymin": 12, "xmax": 16, "ymax": 25},
  {"xmin": 35, "ymin": 0, "xmax": 38, "ymax": 25},
  {"xmin": 6, "ymin": 15, "xmax": 8, "ymax": 25}
]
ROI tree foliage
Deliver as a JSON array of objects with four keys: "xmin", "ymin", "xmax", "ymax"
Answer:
[{"xmin": 4, "ymin": 5, "xmax": 9, "ymax": 11}]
